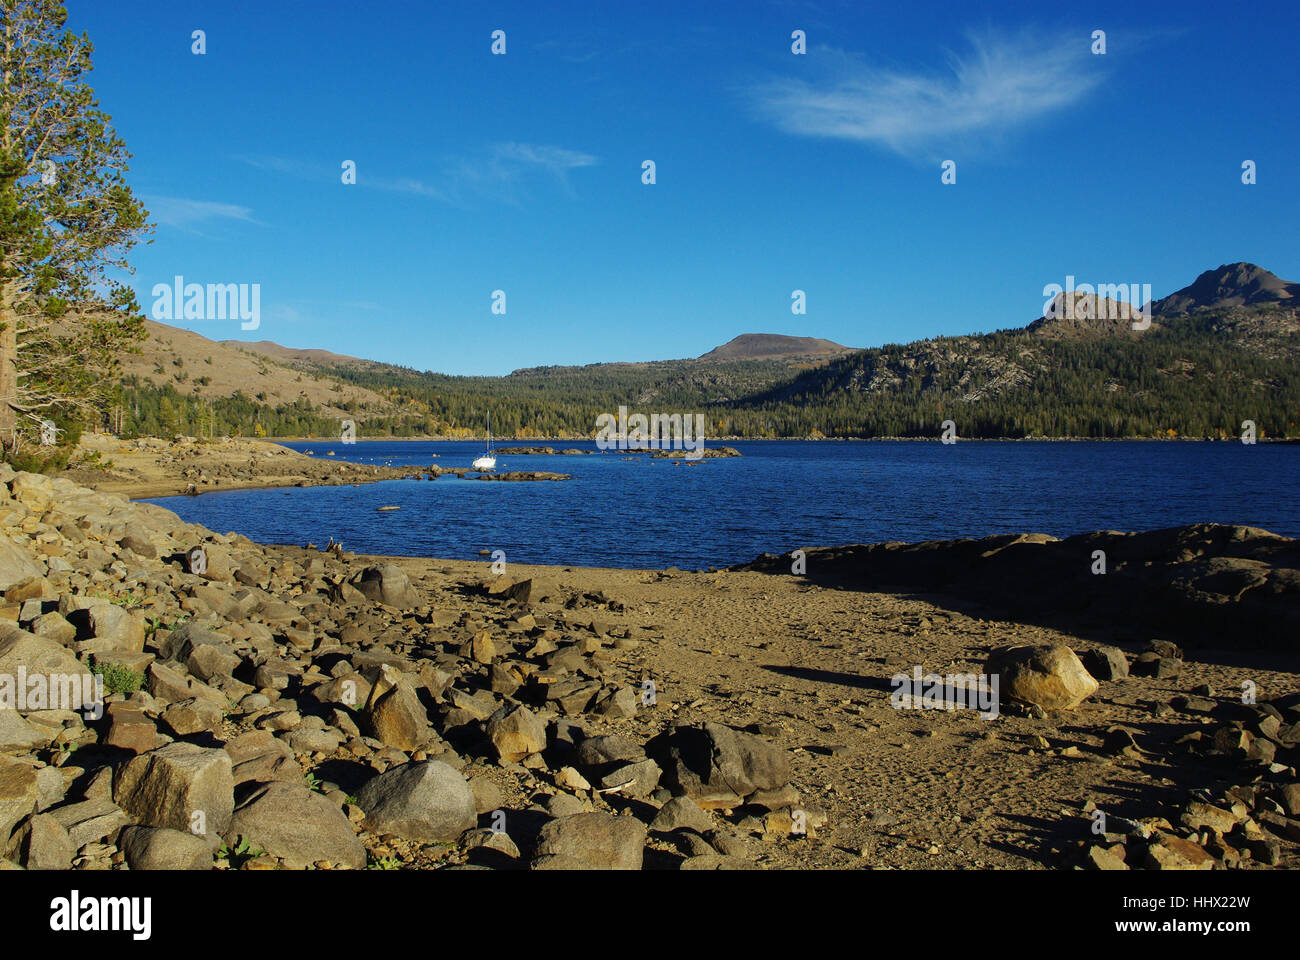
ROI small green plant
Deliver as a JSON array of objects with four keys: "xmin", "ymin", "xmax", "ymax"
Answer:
[
  {"xmin": 90, "ymin": 589, "xmax": 145, "ymax": 608},
  {"xmin": 88, "ymin": 657, "xmax": 144, "ymax": 696},
  {"xmin": 216, "ymin": 835, "xmax": 266, "ymax": 869},
  {"xmin": 304, "ymin": 771, "xmax": 324, "ymax": 792},
  {"xmin": 368, "ymin": 854, "xmax": 401, "ymax": 870}
]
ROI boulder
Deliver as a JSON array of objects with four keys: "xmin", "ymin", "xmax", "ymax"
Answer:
[
  {"xmin": 113, "ymin": 742, "xmax": 235, "ymax": 839},
  {"xmin": 985, "ymin": 643, "xmax": 1099, "ymax": 711},
  {"xmin": 594, "ymin": 685, "xmax": 638, "ymax": 718},
  {"xmin": 650, "ymin": 796, "xmax": 715, "ymax": 834},
  {"xmin": 469, "ymin": 630, "xmax": 495, "ymax": 664},
  {"xmin": 554, "ymin": 766, "xmax": 591, "ymax": 792},
  {"xmin": 1180, "ymin": 799, "xmax": 1240, "ymax": 834},
  {"xmin": 185, "ymin": 643, "xmax": 241, "ymax": 683},
  {"xmin": 648, "ymin": 722, "xmax": 791, "ymax": 809},
  {"xmin": 5, "ymin": 812, "xmax": 75, "ymax": 868},
  {"xmin": 0, "ymin": 625, "xmax": 85, "ymax": 680},
  {"xmin": 598, "ymin": 759, "xmax": 661, "ymax": 799},
  {"xmin": 487, "ymin": 578, "xmax": 532, "ymax": 607},
  {"xmin": 1082, "ymin": 645, "xmax": 1129, "ymax": 682},
  {"xmin": 29, "ymin": 612, "xmax": 76, "ymax": 644},
  {"xmin": 34, "ymin": 765, "xmax": 66, "ymax": 810},
  {"xmin": 487, "ymin": 705, "xmax": 547, "ymax": 763},
  {"xmin": 355, "ymin": 761, "xmax": 476, "ymax": 842},
  {"xmin": 223, "ymin": 730, "xmax": 301, "ymax": 785},
  {"xmin": 1282, "ymin": 783, "xmax": 1300, "ymax": 818},
  {"xmin": 0, "ymin": 537, "xmax": 42, "ymax": 593},
  {"xmin": 103, "ymin": 703, "xmax": 164, "ymax": 754},
  {"xmin": 8, "ymin": 473, "xmax": 52, "ymax": 513},
  {"xmin": 532, "ymin": 812, "xmax": 646, "ymax": 869},
  {"xmin": 161, "ymin": 697, "xmax": 225, "ymax": 737},
  {"xmin": 227, "ymin": 781, "xmax": 365, "ymax": 869},
  {"xmin": 251, "ymin": 659, "xmax": 301, "ymax": 692},
  {"xmin": 119, "ymin": 826, "xmax": 212, "ymax": 870},
  {"xmin": 118, "ymin": 534, "xmax": 158, "ymax": 559},
  {"xmin": 468, "ymin": 776, "xmax": 505, "ymax": 816},
  {"xmin": 158, "ymin": 622, "xmax": 225, "ymax": 663},
  {"xmin": 353, "ymin": 564, "xmax": 418, "ymax": 608},
  {"xmin": 575, "ymin": 735, "xmax": 645, "ymax": 768},
  {"xmin": 0, "ymin": 710, "xmax": 51, "ymax": 752},
  {"xmin": 365, "ymin": 683, "xmax": 431, "ymax": 751},
  {"xmin": 83, "ymin": 604, "xmax": 146, "ymax": 653},
  {"xmin": 462, "ymin": 827, "xmax": 521, "ymax": 860},
  {"xmin": 6, "ymin": 576, "xmax": 48, "ymax": 604},
  {"xmin": 283, "ymin": 726, "xmax": 343, "ymax": 755},
  {"xmin": 1144, "ymin": 834, "xmax": 1215, "ymax": 870},
  {"xmin": 1085, "ymin": 844, "xmax": 1129, "ymax": 871},
  {"xmin": 47, "ymin": 798, "xmax": 131, "ymax": 847},
  {"xmin": 0, "ymin": 757, "xmax": 39, "ymax": 839},
  {"xmin": 146, "ymin": 661, "xmax": 225, "ymax": 707}
]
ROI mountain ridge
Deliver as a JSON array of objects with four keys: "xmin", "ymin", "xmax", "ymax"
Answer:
[
  {"xmin": 119, "ymin": 261, "xmax": 1300, "ymax": 439},
  {"xmin": 698, "ymin": 333, "xmax": 857, "ymax": 361},
  {"xmin": 1154, "ymin": 262, "xmax": 1299, "ymax": 315}
]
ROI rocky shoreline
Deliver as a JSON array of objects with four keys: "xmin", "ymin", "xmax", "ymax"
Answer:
[
  {"xmin": 62, "ymin": 435, "xmax": 418, "ymax": 499},
  {"xmin": 59, "ymin": 435, "xmax": 572, "ymax": 500},
  {"xmin": 0, "ymin": 464, "xmax": 1296, "ymax": 871},
  {"xmin": 738, "ymin": 525, "xmax": 1300, "ymax": 650}
]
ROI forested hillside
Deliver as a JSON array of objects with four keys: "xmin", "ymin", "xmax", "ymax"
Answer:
[{"xmin": 115, "ymin": 263, "xmax": 1300, "ymax": 441}]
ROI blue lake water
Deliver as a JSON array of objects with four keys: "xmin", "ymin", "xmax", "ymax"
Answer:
[{"xmin": 144, "ymin": 440, "xmax": 1300, "ymax": 570}]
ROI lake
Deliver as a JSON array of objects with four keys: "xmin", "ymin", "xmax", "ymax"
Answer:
[{"xmin": 144, "ymin": 440, "xmax": 1300, "ymax": 570}]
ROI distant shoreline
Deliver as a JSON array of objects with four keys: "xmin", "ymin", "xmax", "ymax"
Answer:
[{"xmin": 71, "ymin": 432, "xmax": 1294, "ymax": 506}]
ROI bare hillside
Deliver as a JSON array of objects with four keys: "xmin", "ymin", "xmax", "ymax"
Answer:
[
  {"xmin": 120, "ymin": 320, "xmax": 397, "ymax": 422},
  {"xmin": 218, "ymin": 339, "xmax": 369, "ymax": 368}
]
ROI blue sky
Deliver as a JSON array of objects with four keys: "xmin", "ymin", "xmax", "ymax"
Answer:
[{"xmin": 69, "ymin": 0, "xmax": 1300, "ymax": 375}]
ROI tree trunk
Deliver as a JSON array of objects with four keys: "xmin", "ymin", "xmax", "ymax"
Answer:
[
  {"xmin": 1, "ymin": 21, "xmax": 15, "ymax": 444},
  {"xmin": 0, "ymin": 281, "xmax": 16, "ymax": 441}
]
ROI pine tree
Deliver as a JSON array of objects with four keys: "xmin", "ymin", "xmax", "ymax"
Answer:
[{"xmin": 0, "ymin": 0, "xmax": 150, "ymax": 456}]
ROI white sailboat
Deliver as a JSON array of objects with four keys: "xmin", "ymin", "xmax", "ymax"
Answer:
[{"xmin": 472, "ymin": 411, "xmax": 497, "ymax": 471}]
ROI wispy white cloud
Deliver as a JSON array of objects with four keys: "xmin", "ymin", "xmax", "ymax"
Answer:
[
  {"xmin": 534, "ymin": 38, "xmax": 601, "ymax": 64},
  {"xmin": 237, "ymin": 142, "xmax": 597, "ymax": 206},
  {"xmin": 493, "ymin": 142, "xmax": 598, "ymax": 175},
  {"xmin": 367, "ymin": 175, "xmax": 449, "ymax": 202},
  {"xmin": 266, "ymin": 304, "xmax": 301, "ymax": 326},
  {"xmin": 143, "ymin": 195, "xmax": 259, "ymax": 229},
  {"xmin": 236, "ymin": 155, "xmax": 449, "ymax": 202},
  {"xmin": 749, "ymin": 28, "xmax": 1106, "ymax": 157},
  {"xmin": 235, "ymin": 156, "xmax": 312, "ymax": 178}
]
